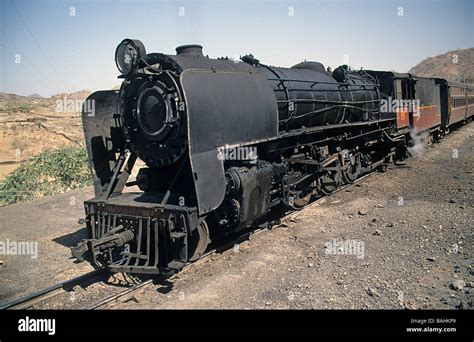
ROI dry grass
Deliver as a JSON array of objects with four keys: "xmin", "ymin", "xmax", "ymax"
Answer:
[{"xmin": 0, "ymin": 146, "xmax": 92, "ymax": 205}]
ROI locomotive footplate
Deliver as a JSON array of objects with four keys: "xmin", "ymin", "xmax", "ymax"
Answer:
[{"xmin": 71, "ymin": 192, "xmax": 199, "ymax": 275}]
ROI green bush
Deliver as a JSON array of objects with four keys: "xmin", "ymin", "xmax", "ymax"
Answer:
[{"xmin": 0, "ymin": 146, "xmax": 92, "ymax": 205}]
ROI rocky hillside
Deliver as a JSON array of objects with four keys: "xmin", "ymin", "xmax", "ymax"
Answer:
[
  {"xmin": 0, "ymin": 90, "xmax": 91, "ymax": 179},
  {"xmin": 409, "ymin": 48, "xmax": 474, "ymax": 83}
]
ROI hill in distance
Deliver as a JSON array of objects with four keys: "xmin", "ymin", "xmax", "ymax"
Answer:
[
  {"xmin": 408, "ymin": 47, "xmax": 474, "ymax": 84},
  {"xmin": 27, "ymin": 93, "xmax": 45, "ymax": 99},
  {"xmin": 50, "ymin": 89, "xmax": 92, "ymax": 100}
]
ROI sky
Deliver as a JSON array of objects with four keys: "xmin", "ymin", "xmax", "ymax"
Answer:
[{"xmin": 0, "ymin": 0, "xmax": 472, "ymax": 97}]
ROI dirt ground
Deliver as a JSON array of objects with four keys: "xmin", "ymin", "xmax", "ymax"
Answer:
[
  {"xmin": 0, "ymin": 122, "xmax": 472, "ymax": 309},
  {"xmin": 0, "ymin": 187, "xmax": 95, "ymax": 303}
]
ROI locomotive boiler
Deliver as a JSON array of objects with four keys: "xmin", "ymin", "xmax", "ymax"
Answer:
[{"xmin": 72, "ymin": 39, "xmax": 405, "ymax": 274}]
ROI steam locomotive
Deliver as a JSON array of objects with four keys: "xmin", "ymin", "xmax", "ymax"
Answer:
[{"xmin": 71, "ymin": 39, "xmax": 473, "ymax": 274}]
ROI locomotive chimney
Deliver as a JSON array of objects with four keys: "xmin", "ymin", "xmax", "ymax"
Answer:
[{"xmin": 176, "ymin": 44, "xmax": 204, "ymax": 57}]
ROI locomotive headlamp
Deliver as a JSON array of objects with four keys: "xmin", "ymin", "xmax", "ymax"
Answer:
[{"xmin": 115, "ymin": 39, "xmax": 146, "ymax": 75}]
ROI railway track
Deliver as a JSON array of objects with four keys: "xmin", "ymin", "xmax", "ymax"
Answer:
[
  {"xmin": 0, "ymin": 171, "xmax": 375, "ymax": 310},
  {"xmin": 0, "ymin": 268, "xmax": 107, "ymax": 310}
]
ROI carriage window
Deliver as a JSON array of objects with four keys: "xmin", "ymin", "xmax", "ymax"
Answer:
[{"xmin": 395, "ymin": 80, "xmax": 403, "ymax": 99}]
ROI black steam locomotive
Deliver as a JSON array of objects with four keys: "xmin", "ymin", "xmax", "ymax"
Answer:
[{"xmin": 71, "ymin": 39, "xmax": 473, "ymax": 274}]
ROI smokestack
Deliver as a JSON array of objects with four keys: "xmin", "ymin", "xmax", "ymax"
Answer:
[{"xmin": 176, "ymin": 44, "xmax": 203, "ymax": 57}]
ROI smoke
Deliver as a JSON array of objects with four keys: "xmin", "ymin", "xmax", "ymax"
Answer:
[{"xmin": 407, "ymin": 130, "xmax": 429, "ymax": 158}]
